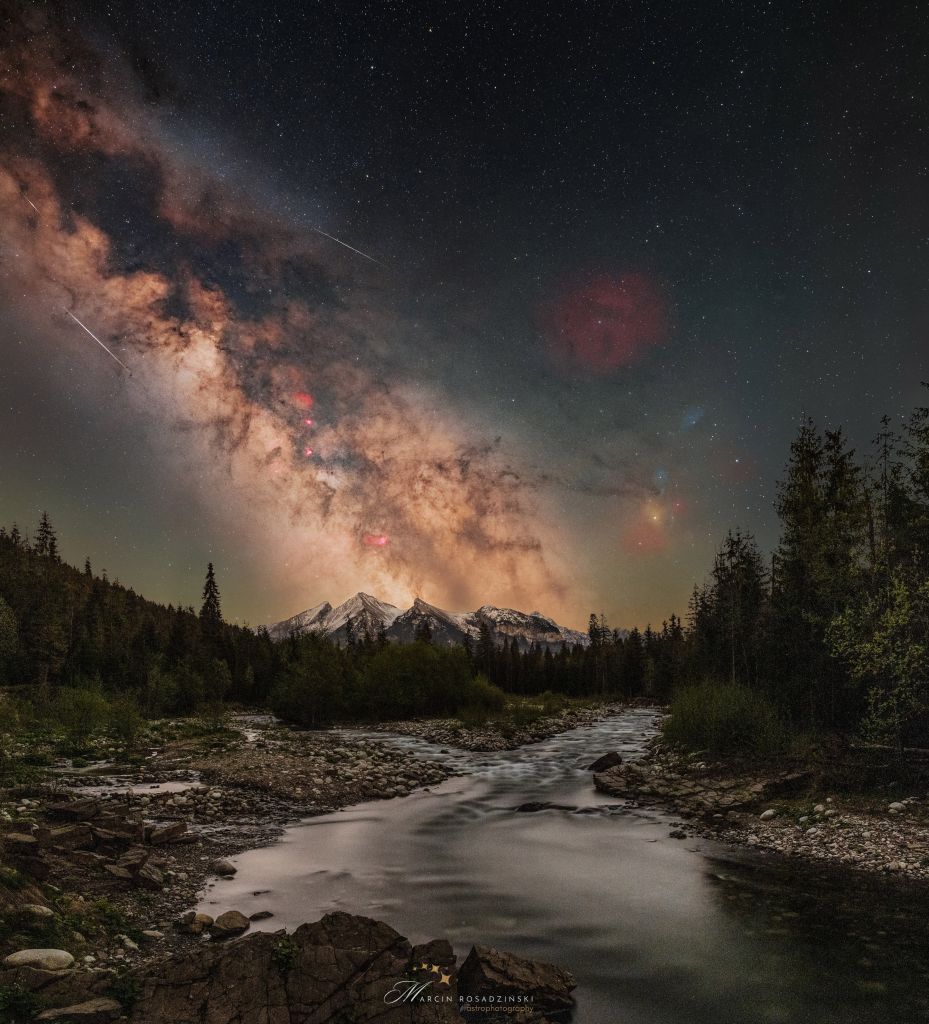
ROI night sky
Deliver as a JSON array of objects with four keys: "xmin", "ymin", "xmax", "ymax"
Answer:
[{"xmin": 1, "ymin": 0, "xmax": 927, "ymax": 629}]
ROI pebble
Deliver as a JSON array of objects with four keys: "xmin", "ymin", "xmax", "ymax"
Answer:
[{"xmin": 759, "ymin": 809, "xmax": 777, "ymax": 821}]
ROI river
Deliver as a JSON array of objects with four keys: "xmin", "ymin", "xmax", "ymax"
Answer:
[{"xmin": 198, "ymin": 708, "xmax": 929, "ymax": 1023}]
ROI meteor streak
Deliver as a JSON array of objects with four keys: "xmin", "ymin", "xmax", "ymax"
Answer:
[
  {"xmin": 311, "ymin": 227, "xmax": 386, "ymax": 267},
  {"xmin": 21, "ymin": 193, "xmax": 39, "ymax": 214},
  {"xmin": 63, "ymin": 309, "xmax": 132, "ymax": 374}
]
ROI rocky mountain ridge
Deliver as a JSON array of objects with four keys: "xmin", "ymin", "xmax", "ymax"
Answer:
[{"xmin": 267, "ymin": 592, "xmax": 589, "ymax": 650}]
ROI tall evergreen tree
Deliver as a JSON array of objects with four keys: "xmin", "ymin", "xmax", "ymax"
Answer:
[{"xmin": 199, "ymin": 563, "xmax": 222, "ymax": 627}]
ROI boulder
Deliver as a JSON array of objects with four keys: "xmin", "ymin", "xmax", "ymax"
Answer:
[
  {"xmin": 586, "ymin": 751, "xmax": 623, "ymax": 771},
  {"xmin": 210, "ymin": 910, "xmax": 250, "ymax": 939},
  {"xmin": 47, "ymin": 800, "xmax": 100, "ymax": 821},
  {"xmin": 129, "ymin": 912, "xmax": 413, "ymax": 1024},
  {"xmin": 150, "ymin": 821, "xmax": 187, "ymax": 845},
  {"xmin": 136, "ymin": 862, "xmax": 165, "ymax": 890},
  {"xmin": 173, "ymin": 911, "xmax": 213, "ymax": 935},
  {"xmin": 36, "ymin": 997, "xmax": 122, "ymax": 1022},
  {"xmin": 458, "ymin": 944, "xmax": 575, "ymax": 1017},
  {"xmin": 48, "ymin": 825, "xmax": 95, "ymax": 851},
  {"xmin": 4, "ymin": 832, "xmax": 39, "ymax": 853},
  {"xmin": 4, "ymin": 949, "xmax": 75, "ymax": 971},
  {"xmin": 102, "ymin": 864, "xmax": 133, "ymax": 883},
  {"xmin": 211, "ymin": 858, "xmax": 237, "ymax": 876}
]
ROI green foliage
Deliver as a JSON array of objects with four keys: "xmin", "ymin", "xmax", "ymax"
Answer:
[
  {"xmin": 108, "ymin": 693, "xmax": 143, "ymax": 750},
  {"xmin": 828, "ymin": 565, "xmax": 929, "ymax": 749},
  {"xmin": 662, "ymin": 683, "xmax": 788, "ymax": 758},
  {"xmin": 54, "ymin": 687, "xmax": 110, "ymax": 749},
  {"xmin": 0, "ymin": 594, "xmax": 18, "ymax": 666},
  {"xmin": 0, "ymin": 982, "xmax": 39, "ymax": 1023},
  {"xmin": 273, "ymin": 935, "xmax": 299, "ymax": 973},
  {"xmin": 109, "ymin": 968, "xmax": 139, "ymax": 1011},
  {"xmin": 0, "ymin": 865, "xmax": 26, "ymax": 891}
]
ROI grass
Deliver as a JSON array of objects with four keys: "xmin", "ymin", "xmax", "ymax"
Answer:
[{"xmin": 662, "ymin": 682, "xmax": 789, "ymax": 759}]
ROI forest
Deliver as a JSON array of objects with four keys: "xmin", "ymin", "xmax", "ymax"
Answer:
[{"xmin": 3, "ymin": 395, "xmax": 929, "ymax": 752}]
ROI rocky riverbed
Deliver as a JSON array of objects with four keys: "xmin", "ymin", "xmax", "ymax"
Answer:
[
  {"xmin": 369, "ymin": 702, "xmax": 627, "ymax": 751},
  {"xmin": 594, "ymin": 742, "xmax": 929, "ymax": 883},
  {"xmin": 0, "ymin": 716, "xmax": 454, "ymax": 978},
  {"xmin": 0, "ymin": 910, "xmax": 576, "ymax": 1023}
]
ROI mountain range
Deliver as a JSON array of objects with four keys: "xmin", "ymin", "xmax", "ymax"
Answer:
[{"xmin": 266, "ymin": 592, "xmax": 590, "ymax": 651}]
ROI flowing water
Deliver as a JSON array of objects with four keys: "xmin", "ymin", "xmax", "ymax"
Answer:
[{"xmin": 198, "ymin": 709, "xmax": 929, "ymax": 1023}]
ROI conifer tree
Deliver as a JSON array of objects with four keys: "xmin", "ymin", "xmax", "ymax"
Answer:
[{"xmin": 199, "ymin": 563, "xmax": 222, "ymax": 625}]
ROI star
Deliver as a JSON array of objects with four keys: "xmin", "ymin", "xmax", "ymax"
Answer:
[
  {"xmin": 439, "ymin": 972, "xmax": 452, "ymax": 986},
  {"xmin": 430, "ymin": 964, "xmax": 441, "ymax": 974}
]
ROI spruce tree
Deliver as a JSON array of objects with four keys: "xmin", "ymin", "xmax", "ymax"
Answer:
[{"xmin": 199, "ymin": 563, "xmax": 222, "ymax": 627}]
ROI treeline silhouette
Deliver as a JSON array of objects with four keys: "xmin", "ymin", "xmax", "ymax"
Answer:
[{"xmin": 4, "ymin": 389, "xmax": 929, "ymax": 744}]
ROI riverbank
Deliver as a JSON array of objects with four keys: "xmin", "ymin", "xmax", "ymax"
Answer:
[
  {"xmin": 594, "ymin": 739, "xmax": 929, "ymax": 883},
  {"xmin": 0, "ymin": 701, "xmax": 623, "ymax": 976},
  {"xmin": 0, "ymin": 715, "xmax": 454, "ymax": 976},
  {"xmin": 369, "ymin": 699, "xmax": 628, "ymax": 751}
]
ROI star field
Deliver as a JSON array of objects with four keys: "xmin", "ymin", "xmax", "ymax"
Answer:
[{"xmin": 0, "ymin": 0, "xmax": 927, "ymax": 629}]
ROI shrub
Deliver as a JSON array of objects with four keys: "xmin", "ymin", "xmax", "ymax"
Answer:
[
  {"xmin": 662, "ymin": 682, "xmax": 788, "ymax": 758},
  {"xmin": 54, "ymin": 687, "xmax": 109, "ymax": 749},
  {"xmin": 539, "ymin": 690, "xmax": 567, "ymax": 715},
  {"xmin": 108, "ymin": 694, "xmax": 143, "ymax": 751},
  {"xmin": 0, "ymin": 981, "xmax": 39, "ymax": 1023}
]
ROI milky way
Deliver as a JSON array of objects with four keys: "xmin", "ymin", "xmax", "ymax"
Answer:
[
  {"xmin": 0, "ymin": 3, "xmax": 582, "ymax": 620},
  {"xmin": 2, "ymin": 0, "xmax": 927, "ymax": 629}
]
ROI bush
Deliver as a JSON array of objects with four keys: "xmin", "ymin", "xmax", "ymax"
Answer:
[
  {"xmin": 539, "ymin": 690, "xmax": 567, "ymax": 715},
  {"xmin": 108, "ymin": 694, "xmax": 143, "ymax": 751},
  {"xmin": 54, "ymin": 687, "xmax": 109, "ymax": 749},
  {"xmin": 456, "ymin": 675, "xmax": 506, "ymax": 727},
  {"xmin": 662, "ymin": 682, "xmax": 788, "ymax": 758}
]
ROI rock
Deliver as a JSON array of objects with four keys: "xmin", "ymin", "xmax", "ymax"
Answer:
[
  {"xmin": 5, "ymin": 832, "xmax": 39, "ymax": 852},
  {"xmin": 587, "ymin": 751, "xmax": 623, "ymax": 771},
  {"xmin": 35, "ymin": 998, "xmax": 122, "ymax": 1022},
  {"xmin": 669, "ymin": 829, "xmax": 687, "ymax": 839},
  {"xmin": 210, "ymin": 910, "xmax": 250, "ymax": 939},
  {"xmin": 136, "ymin": 862, "xmax": 165, "ymax": 890},
  {"xmin": 130, "ymin": 912, "xmax": 415, "ymax": 1024},
  {"xmin": 173, "ymin": 911, "xmax": 213, "ymax": 935},
  {"xmin": 211, "ymin": 858, "xmax": 237, "ymax": 876},
  {"xmin": 458, "ymin": 943, "xmax": 575, "ymax": 1017},
  {"xmin": 47, "ymin": 825, "xmax": 95, "ymax": 851},
  {"xmin": 4, "ymin": 949, "xmax": 75, "ymax": 971},
  {"xmin": 102, "ymin": 864, "xmax": 133, "ymax": 883},
  {"xmin": 47, "ymin": 800, "xmax": 100, "ymax": 821},
  {"xmin": 759, "ymin": 809, "xmax": 777, "ymax": 821},
  {"xmin": 248, "ymin": 910, "xmax": 274, "ymax": 921},
  {"xmin": 814, "ymin": 803, "xmax": 826, "ymax": 813},
  {"xmin": 150, "ymin": 821, "xmax": 187, "ymax": 845},
  {"xmin": 889, "ymin": 801, "xmax": 906, "ymax": 813}
]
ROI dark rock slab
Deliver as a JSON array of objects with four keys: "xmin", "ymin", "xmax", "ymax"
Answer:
[
  {"xmin": 458, "ymin": 944, "xmax": 575, "ymax": 1020},
  {"xmin": 586, "ymin": 751, "xmax": 622, "ymax": 771}
]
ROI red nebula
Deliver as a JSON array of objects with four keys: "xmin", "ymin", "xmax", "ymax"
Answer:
[
  {"xmin": 362, "ymin": 534, "xmax": 390, "ymax": 547},
  {"xmin": 304, "ymin": 447, "xmax": 314, "ymax": 457},
  {"xmin": 540, "ymin": 273, "xmax": 667, "ymax": 372},
  {"xmin": 293, "ymin": 392, "xmax": 314, "ymax": 409}
]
